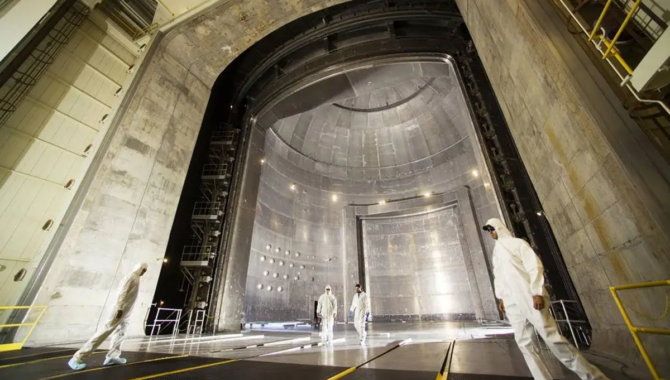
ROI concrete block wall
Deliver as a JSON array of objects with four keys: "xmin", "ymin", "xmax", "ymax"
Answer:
[
  {"xmin": 0, "ymin": 13, "xmax": 139, "ymax": 309},
  {"xmin": 455, "ymin": 0, "xmax": 670, "ymax": 370},
  {"xmin": 26, "ymin": 42, "xmax": 209, "ymax": 344}
]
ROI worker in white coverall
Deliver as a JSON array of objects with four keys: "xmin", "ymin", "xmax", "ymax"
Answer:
[
  {"xmin": 68, "ymin": 262, "xmax": 148, "ymax": 370},
  {"xmin": 483, "ymin": 219, "xmax": 608, "ymax": 380},
  {"xmin": 349, "ymin": 284, "xmax": 370, "ymax": 343},
  {"xmin": 317, "ymin": 285, "xmax": 337, "ymax": 344}
]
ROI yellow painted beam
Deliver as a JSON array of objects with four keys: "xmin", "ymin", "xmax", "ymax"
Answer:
[
  {"xmin": 326, "ymin": 366, "xmax": 357, "ymax": 380},
  {"xmin": 126, "ymin": 359, "xmax": 237, "ymax": 380}
]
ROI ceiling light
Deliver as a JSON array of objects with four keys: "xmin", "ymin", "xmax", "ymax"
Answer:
[
  {"xmin": 273, "ymin": 273, "xmax": 278, "ymax": 278},
  {"xmin": 537, "ymin": 211, "xmax": 543, "ymax": 216},
  {"xmin": 279, "ymin": 261, "xmax": 284, "ymax": 266},
  {"xmin": 472, "ymin": 170, "xmax": 479, "ymax": 177},
  {"xmin": 269, "ymin": 258, "xmax": 275, "ymax": 264},
  {"xmin": 260, "ymin": 158, "xmax": 265, "ymax": 164},
  {"xmin": 266, "ymin": 244, "xmax": 271, "ymax": 250},
  {"xmin": 290, "ymin": 183, "xmax": 296, "ymax": 190},
  {"xmin": 379, "ymin": 200, "xmax": 386, "ymax": 205},
  {"xmin": 163, "ymin": 258, "xmax": 168, "ymax": 263},
  {"xmin": 332, "ymin": 194, "xmax": 338, "ymax": 201},
  {"xmin": 285, "ymin": 250, "xmax": 290, "ymax": 256},
  {"xmin": 257, "ymin": 284, "xmax": 263, "ymax": 289},
  {"xmin": 484, "ymin": 183, "xmax": 490, "ymax": 188},
  {"xmin": 277, "ymin": 287, "xmax": 283, "ymax": 292},
  {"xmin": 260, "ymin": 256, "xmax": 266, "ymax": 261},
  {"xmin": 263, "ymin": 271, "xmax": 269, "ymax": 276},
  {"xmin": 267, "ymin": 285, "xmax": 273, "ymax": 291},
  {"xmin": 423, "ymin": 191, "xmax": 431, "ymax": 198}
]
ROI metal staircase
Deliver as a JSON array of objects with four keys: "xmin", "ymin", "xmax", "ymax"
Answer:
[{"xmin": 180, "ymin": 123, "xmax": 239, "ymax": 311}]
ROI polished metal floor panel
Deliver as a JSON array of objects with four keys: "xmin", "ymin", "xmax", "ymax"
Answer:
[
  {"xmin": 0, "ymin": 348, "xmax": 77, "ymax": 366},
  {"xmin": 360, "ymin": 342, "xmax": 451, "ymax": 372},
  {"xmin": 0, "ymin": 351, "xmax": 182, "ymax": 380},
  {"xmin": 160, "ymin": 361, "xmax": 348, "ymax": 380},
  {"xmin": 346, "ymin": 367, "xmax": 437, "ymax": 380}
]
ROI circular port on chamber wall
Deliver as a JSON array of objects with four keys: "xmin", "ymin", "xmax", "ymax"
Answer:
[
  {"xmin": 279, "ymin": 261, "xmax": 284, "ymax": 266},
  {"xmin": 260, "ymin": 256, "xmax": 266, "ymax": 261},
  {"xmin": 294, "ymin": 276, "xmax": 299, "ymax": 281},
  {"xmin": 270, "ymin": 258, "xmax": 275, "ymax": 264},
  {"xmin": 263, "ymin": 271, "xmax": 269, "ymax": 276},
  {"xmin": 266, "ymin": 244, "xmax": 271, "ymax": 250},
  {"xmin": 289, "ymin": 263, "xmax": 294, "ymax": 268},
  {"xmin": 283, "ymin": 275, "xmax": 288, "ymax": 279},
  {"xmin": 277, "ymin": 287, "xmax": 283, "ymax": 292},
  {"xmin": 257, "ymin": 284, "xmax": 263, "ymax": 289},
  {"xmin": 285, "ymin": 250, "xmax": 290, "ymax": 256},
  {"xmin": 267, "ymin": 286, "xmax": 273, "ymax": 291},
  {"xmin": 273, "ymin": 273, "xmax": 278, "ymax": 278}
]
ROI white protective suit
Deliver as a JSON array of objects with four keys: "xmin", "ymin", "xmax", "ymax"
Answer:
[
  {"xmin": 317, "ymin": 287, "xmax": 337, "ymax": 343},
  {"xmin": 349, "ymin": 291, "xmax": 370, "ymax": 341},
  {"xmin": 72, "ymin": 262, "xmax": 148, "ymax": 365},
  {"xmin": 486, "ymin": 219, "xmax": 608, "ymax": 380}
]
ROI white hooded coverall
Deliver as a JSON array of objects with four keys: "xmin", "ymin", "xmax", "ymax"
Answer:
[
  {"xmin": 73, "ymin": 262, "xmax": 148, "ymax": 361},
  {"xmin": 349, "ymin": 291, "xmax": 370, "ymax": 341},
  {"xmin": 317, "ymin": 287, "xmax": 337, "ymax": 343},
  {"xmin": 486, "ymin": 219, "xmax": 607, "ymax": 380}
]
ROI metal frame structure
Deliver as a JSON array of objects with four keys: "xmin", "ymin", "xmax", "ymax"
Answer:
[
  {"xmin": 610, "ymin": 280, "xmax": 670, "ymax": 380},
  {"xmin": 0, "ymin": 305, "xmax": 47, "ymax": 352},
  {"xmin": 149, "ymin": 307, "xmax": 182, "ymax": 338},
  {"xmin": 180, "ymin": 122, "xmax": 239, "ymax": 312}
]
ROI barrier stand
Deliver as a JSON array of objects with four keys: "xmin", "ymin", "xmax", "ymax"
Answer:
[
  {"xmin": 610, "ymin": 280, "xmax": 670, "ymax": 380},
  {"xmin": 0, "ymin": 306, "xmax": 47, "ymax": 352}
]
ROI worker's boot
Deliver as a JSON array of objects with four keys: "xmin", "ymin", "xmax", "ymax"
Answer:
[
  {"xmin": 103, "ymin": 357, "xmax": 127, "ymax": 366},
  {"xmin": 67, "ymin": 358, "xmax": 87, "ymax": 370}
]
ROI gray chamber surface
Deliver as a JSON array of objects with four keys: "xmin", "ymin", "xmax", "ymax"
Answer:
[
  {"xmin": 244, "ymin": 61, "xmax": 502, "ymax": 323},
  {"xmin": 362, "ymin": 208, "xmax": 476, "ymax": 321}
]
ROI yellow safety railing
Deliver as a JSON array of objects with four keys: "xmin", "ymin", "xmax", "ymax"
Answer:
[
  {"xmin": 0, "ymin": 305, "xmax": 47, "ymax": 352},
  {"xmin": 610, "ymin": 280, "xmax": 670, "ymax": 380},
  {"xmin": 555, "ymin": 0, "xmax": 670, "ymax": 116}
]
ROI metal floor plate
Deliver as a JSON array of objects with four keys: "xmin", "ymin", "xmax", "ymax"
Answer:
[
  {"xmin": 159, "ymin": 361, "xmax": 349, "ymax": 380},
  {"xmin": 0, "ymin": 351, "xmax": 184, "ymax": 380},
  {"xmin": 448, "ymin": 374, "xmax": 532, "ymax": 380},
  {"xmin": 346, "ymin": 368, "xmax": 438, "ymax": 379}
]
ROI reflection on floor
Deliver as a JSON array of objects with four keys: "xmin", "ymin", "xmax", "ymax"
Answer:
[{"xmin": 0, "ymin": 322, "xmax": 641, "ymax": 380}]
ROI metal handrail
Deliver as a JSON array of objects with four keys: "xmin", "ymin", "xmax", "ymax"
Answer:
[
  {"xmin": 610, "ymin": 280, "xmax": 670, "ymax": 380},
  {"xmin": 555, "ymin": 0, "xmax": 670, "ymax": 116},
  {"xmin": 0, "ymin": 305, "xmax": 47, "ymax": 352}
]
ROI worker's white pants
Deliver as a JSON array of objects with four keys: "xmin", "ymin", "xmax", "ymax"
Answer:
[
  {"xmin": 321, "ymin": 316, "xmax": 334, "ymax": 343},
  {"xmin": 353, "ymin": 310, "xmax": 367, "ymax": 341},
  {"xmin": 74, "ymin": 317, "xmax": 128, "ymax": 361},
  {"xmin": 507, "ymin": 305, "xmax": 608, "ymax": 380}
]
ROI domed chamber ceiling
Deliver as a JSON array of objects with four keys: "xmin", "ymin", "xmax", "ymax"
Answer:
[{"xmin": 266, "ymin": 61, "xmax": 474, "ymax": 181}]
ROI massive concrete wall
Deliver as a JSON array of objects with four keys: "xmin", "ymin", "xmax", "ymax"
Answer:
[
  {"xmin": 27, "ymin": 42, "xmax": 209, "ymax": 344},
  {"xmin": 24, "ymin": 0, "xmax": 357, "ymax": 346},
  {"xmin": 455, "ymin": 0, "xmax": 670, "ymax": 369}
]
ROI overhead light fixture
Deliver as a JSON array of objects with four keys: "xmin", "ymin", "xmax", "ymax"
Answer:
[
  {"xmin": 163, "ymin": 258, "xmax": 168, "ymax": 263},
  {"xmin": 332, "ymin": 194, "xmax": 338, "ymax": 202},
  {"xmin": 260, "ymin": 158, "xmax": 265, "ymax": 164},
  {"xmin": 423, "ymin": 191, "xmax": 432, "ymax": 198},
  {"xmin": 290, "ymin": 183, "xmax": 296, "ymax": 190},
  {"xmin": 257, "ymin": 284, "xmax": 263, "ymax": 289},
  {"xmin": 472, "ymin": 170, "xmax": 479, "ymax": 177},
  {"xmin": 266, "ymin": 244, "xmax": 271, "ymax": 250},
  {"xmin": 159, "ymin": 300, "xmax": 164, "ymax": 306},
  {"xmin": 537, "ymin": 211, "xmax": 543, "ymax": 216},
  {"xmin": 379, "ymin": 200, "xmax": 386, "ymax": 205}
]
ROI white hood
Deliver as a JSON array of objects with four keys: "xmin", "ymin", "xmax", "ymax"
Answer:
[{"xmin": 484, "ymin": 218, "xmax": 513, "ymax": 239}]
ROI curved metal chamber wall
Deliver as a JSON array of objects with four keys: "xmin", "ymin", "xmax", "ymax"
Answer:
[{"xmin": 244, "ymin": 61, "xmax": 502, "ymax": 323}]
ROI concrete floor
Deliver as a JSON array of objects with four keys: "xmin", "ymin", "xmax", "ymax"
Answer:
[{"xmin": 2, "ymin": 322, "xmax": 644, "ymax": 379}]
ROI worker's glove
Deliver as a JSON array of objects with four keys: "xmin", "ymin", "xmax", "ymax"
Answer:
[{"xmin": 115, "ymin": 310, "xmax": 123, "ymax": 320}]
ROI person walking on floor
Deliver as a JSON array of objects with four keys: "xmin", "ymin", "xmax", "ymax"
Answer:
[
  {"xmin": 349, "ymin": 284, "xmax": 370, "ymax": 344},
  {"xmin": 68, "ymin": 262, "xmax": 148, "ymax": 370},
  {"xmin": 317, "ymin": 285, "xmax": 337, "ymax": 344},
  {"xmin": 483, "ymin": 218, "xmax": 609, "ymax": 380}
]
